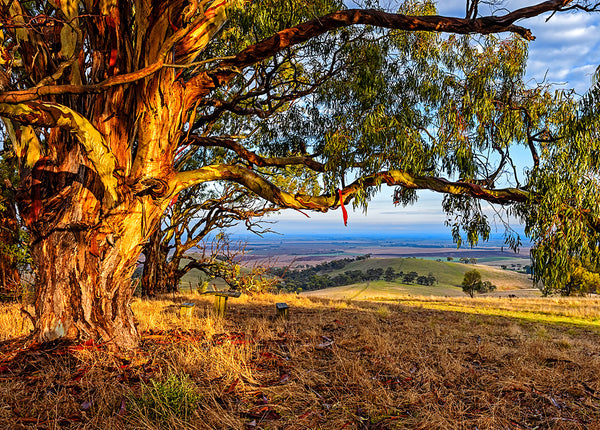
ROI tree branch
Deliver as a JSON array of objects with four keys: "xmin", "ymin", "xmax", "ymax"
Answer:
[
  {"xmin": 185, "ymin": 0, "xmax": 572, "ymax": 101},
  {"xmin": 172, "ymin": 164, "xmax": 532, "ymax": 213},
  {"xmin": 0, "ymin": 1, "xmax": 571, "ymax": 105},
  {"xmin": 185, "ymin": 136, "xmax": 325, "ymax": 171},
  {"xmin": 0, "ymin": 101, "xmax": 119, "ymax": 205}
]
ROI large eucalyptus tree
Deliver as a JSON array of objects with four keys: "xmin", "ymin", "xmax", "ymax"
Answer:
[{"xmin": 0, "ymin": 0, "xmax": 592, "ymax": 350}]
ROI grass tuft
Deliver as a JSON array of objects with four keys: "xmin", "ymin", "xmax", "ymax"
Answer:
[{"xmin": 127, "ymin": 373, "xmax": 201, "ymax": 427}]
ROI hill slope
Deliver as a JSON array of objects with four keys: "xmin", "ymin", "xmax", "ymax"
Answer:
[{"xmin": 304, "ymin": 257, "xmax": 533, "ymax": 299}]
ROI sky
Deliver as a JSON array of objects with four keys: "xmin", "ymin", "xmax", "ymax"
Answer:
[{"xmin": 242, "ymin": 1, "xmax": 600, "ymax": 240}]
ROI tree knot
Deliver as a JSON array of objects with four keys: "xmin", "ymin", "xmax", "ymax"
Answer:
[{"xmin": 133, "ymin": 177, "xmax": 169, "ymax": 199}]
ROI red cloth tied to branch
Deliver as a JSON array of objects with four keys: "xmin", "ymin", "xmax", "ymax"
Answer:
[{"xmin": 338, "ymin": 189, "xmax": 348, "ymax": 226}]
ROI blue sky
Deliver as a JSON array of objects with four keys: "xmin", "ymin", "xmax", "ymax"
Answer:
[{"xmin": 250, "ymin": 1, "xmax": 600, "ymax": 239}]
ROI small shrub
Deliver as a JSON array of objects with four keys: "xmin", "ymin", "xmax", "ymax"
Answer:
[
  {"xmin": 128, "ymin": 373, "xmax": 201, "ymax": 425},
  {"xmin": 375, "ymin": 306, "xmax": 390, "ymax": 318}
]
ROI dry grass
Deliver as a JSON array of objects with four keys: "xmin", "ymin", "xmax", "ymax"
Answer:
[
  {"xmin": 0, "ymin": 293, "xmax": 600, "ymax": 429},
  {"xmin": 390, "ymin": 296, "xmax": 600, "ymax": 327}
]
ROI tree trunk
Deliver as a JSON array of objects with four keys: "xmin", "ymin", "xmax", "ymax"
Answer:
[
  {"xmin": 0, "ymin": 201, "xmax": 21, "ymax": 299},
  {"xmin": 165, "ymin": 259, "xmax": 184, "ymax": 294},
  {"xmin": 141, "ymin": 229, "xmax": 168, "ymax": 298},
  {"xmin": 142, "ymin": 232, "xmax": 188, "ymax": 296},
  {"xmin": 31, "ymin": 229, "xmax": 138, "ymax": 349},
  {"xmin": 17, "ymin": 146, "xmax": 167, "ymax": 351}
]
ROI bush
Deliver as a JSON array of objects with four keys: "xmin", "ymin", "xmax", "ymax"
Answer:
[{"xmin": 128, "ymin": 373, "xmax": 201, "ymax": 425}]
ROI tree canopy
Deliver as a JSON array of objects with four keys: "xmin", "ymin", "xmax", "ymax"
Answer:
[{"xmin": 0, "ymin": 0, "xmax": 598, "ymax": 349}]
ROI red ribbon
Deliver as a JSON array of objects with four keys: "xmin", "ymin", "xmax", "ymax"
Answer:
[{"xmin": 338, "ymin": 189, "xmax": 348, "ymax": 226}]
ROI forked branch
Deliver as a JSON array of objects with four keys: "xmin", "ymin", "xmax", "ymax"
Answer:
[{"xmin": 185, "ymin": 136, "xmax": 325, "ymax": 171}]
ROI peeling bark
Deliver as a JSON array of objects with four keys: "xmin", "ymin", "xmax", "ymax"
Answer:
[{"xmin": 31, "ymin": 230, "xmax": 139, "ymax": 349}]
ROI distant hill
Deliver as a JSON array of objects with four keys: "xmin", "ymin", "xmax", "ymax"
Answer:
[{"xmin": 302, "ymin": 257, "xmax": 533, "ymax": 299}]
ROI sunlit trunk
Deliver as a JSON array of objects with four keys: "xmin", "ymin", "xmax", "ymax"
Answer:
[
  {"xmin": 31, "ymin": 227, "xmax": 139, "ymax": 349},
  {"xmin": 16, "ymin": 138, "xmax": 167, "ymax": 350}
]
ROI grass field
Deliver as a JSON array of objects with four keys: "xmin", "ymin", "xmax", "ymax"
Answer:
[
  {"xmin": 180, "ymin": 257, "xmax": 533, "ymax": 298},
  {"xmin": 321, "ymin": 257, "xmax": 532, "ymax": 290},
  {"xmin": 302, "ymin": 280, "xmax": 467, "ymax": 299},
  {"xmin": 299, "ymin": 257, "xmax": 533, "ymax": 300},
  {"xmin": 1, "ymin": 293, "xmax": 600, "ymax": 429}
]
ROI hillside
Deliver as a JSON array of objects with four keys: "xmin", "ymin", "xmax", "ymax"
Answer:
[
  {"xmin": 321, "ymin": 257, "xmax": 531, "ymax": 289},
  {"xmin": 297, "ymin": 257, "xmax": 533, "ymax": 300}
]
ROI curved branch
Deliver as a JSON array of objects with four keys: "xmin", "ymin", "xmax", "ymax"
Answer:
[
  {"xmin": 185, "ymin": 136, "xmax": 325, "ymax": 171},
  {"xmin": 172, "ymin": 164, "xmax": 532, "ymax": 212},
  {"xmin": 185, "ymin": 1, "xmax": 571, "ymax": 101},
  {"xmin": 0, "ymin": 101, "xmax": 118, "ymax": 205}
]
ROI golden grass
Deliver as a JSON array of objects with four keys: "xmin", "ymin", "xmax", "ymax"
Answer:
[
  {"xmin": 0, "ymin": 303, "xmax": 34, "ymax": 341},
  {"xmin": 390, "ymin": 295, "xmax": 600, "ymax": 328},
  {"xmin": 0, "ymin": 293, "xmax": 600, "ymax": 429}
]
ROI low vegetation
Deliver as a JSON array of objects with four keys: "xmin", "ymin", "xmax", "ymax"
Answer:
[
  {"xmin": 271, "ymin": 255, "xmax": 441, "ymax": 292},
  {"xmin": 1, "ymin": 292, "xmax": 599, "ymax": 429},
  {"xmin": 462, "ymin": 269, "xmax": 497, "ymax": 298}
]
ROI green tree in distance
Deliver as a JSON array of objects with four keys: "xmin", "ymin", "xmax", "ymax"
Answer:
[
  {"xmin": 0, "ymin": 0, "xmax": 596, "ymax": 350},
  {"xmin": 462, "ymin": 269, "xmax": 496, "ymax": 297}
]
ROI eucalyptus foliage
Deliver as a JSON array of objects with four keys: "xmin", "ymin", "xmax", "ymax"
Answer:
[{"xmin": 189, "ymin": 1, "xmax": 592, "ymax": 292}]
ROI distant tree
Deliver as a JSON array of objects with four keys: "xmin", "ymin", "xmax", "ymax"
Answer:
[
  {"xmin": 469, "ymin": 258, "xmax": 478, "ymax": 264},
  {"xmin": 500, "ymin": 265, "xmax": 507, "ymax": 270},
  {"xmin": 366, "ymin": 268, "xmax": 384, "ymax": 281},
  {"xmin": 447, "ymin": 257, "xmax": 454, "ymax": 262},
  {"xmin": 383, "ymin": 267, "xmax": 396, "ymax": 282},
  {"xmin": 403, "ymin": 271, "xmax": 418, "ymax": 284},
  {"xmin": 345, "ymin": 270, "xmax": 364, "ymax": 283},
  {"xmin": 479, "ymin": 280, "xmax": 496, "ymax": 294},
  {"xmin": 332, "ymin": 273, "xmax": 351, "ymax": 286},
  {"xmin": 426, "ymin": 273, "xmax": 437, "ymax": 286},
  {"xmin": 416, "ymin": 275, "xmax": 428, "ymax": 286},
  {"xmin": 462, "ymin": 269, "xmax": 482, "ymax": 298},
  {"xmin": 462, "ymin": 269, "xmax": 496, "ymax": 297}
]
